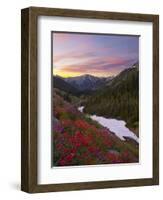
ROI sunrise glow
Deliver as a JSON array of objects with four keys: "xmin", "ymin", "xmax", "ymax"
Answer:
[{"xmin": 53, "ymin": 32, "xmax": 139, "ymax": 77}]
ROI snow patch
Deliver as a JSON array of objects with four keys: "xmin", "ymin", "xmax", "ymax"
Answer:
[
  {"xmin": 90, "ymin": 115, "xmax": 139, "ymax": 143},
  {"xmin": 78, "ymin": 106, "xmax": 139, "ymax": 143},
  {"xmin": 78, "ymin": 106, "xmax": 84, "ymax": 112}
]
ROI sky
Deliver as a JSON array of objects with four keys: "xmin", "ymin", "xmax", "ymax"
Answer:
[{"xmin": 53, "ymin": 32, "xmax": 139, "ymax": 78}]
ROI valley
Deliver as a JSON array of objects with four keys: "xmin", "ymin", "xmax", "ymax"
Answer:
[{"xmin": 53, "ymin": 63, "xmax": 139, "ymax": 166}]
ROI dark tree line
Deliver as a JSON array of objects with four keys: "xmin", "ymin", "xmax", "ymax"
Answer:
[{"xmin": 84, "ymin": 68, "xmax": 139, "ymax": 128}]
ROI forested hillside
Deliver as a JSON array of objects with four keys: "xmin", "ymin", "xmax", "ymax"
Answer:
[{"xmin": 84, "ymin": 67, "xmax": 139, "ymax": 129}]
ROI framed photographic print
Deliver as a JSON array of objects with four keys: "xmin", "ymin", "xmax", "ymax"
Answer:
[{"xmin": 21, "ymin": 7, "xmax": 159, "ymax": 193}]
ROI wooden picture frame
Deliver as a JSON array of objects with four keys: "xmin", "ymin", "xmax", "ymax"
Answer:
[{"xmin": 21, "ymin": 7, "xmax": 159, "ymax": 193}]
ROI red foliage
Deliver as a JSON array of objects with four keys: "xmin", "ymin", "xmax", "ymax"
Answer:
[
  {"xmin": 74, "ymin": 119, "xmax": 90, "ymax": 129},
  {"xmin": 53, "ymin": 93, "xmax": 138, "ymax": 166}
]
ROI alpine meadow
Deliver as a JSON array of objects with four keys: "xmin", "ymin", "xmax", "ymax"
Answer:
[{"xmin": 52, "ymin": 32, "xmax": 139, "ymax": 167}]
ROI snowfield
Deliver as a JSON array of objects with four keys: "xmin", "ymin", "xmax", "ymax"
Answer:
[
  {"xmin": 78, "ymin": 106, "xmax": 139, "ymax": 143},
  {"xmin": 90, "ymin": 115, "xmax": 139, "ymax": 142},
  {"xmin": 78, "ymin": 106, "xmax": 84, "ymax": 112}
]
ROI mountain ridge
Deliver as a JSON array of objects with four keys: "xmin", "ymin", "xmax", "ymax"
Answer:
[
  {"xmin": 64, "ymin": 74, "xmax": 113, "ymax": 92},
  {"xmin": 84, "ymin": 66, "xmax": 139, "ymax": 129},
  {"xmin": 53, "ymin": 76, "xmax": 80, "ymax": 95}
]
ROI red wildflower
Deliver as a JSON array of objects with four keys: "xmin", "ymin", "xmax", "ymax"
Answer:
[
  {"xmin": 107, "ymin": 152, "xmax": 121, "ymax": 163},
  {"xmin": 74, "ymin": 119, "xmax": 90, "ymax": 130}
]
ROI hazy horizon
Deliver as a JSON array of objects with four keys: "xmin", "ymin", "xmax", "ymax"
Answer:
[
  {"xmin": 53, "ymin": 73, "xmax": 115, "ymax": 78},
  {"xmin": 53, "ymin": 32, "xmax": 139, "ymax": 78}
]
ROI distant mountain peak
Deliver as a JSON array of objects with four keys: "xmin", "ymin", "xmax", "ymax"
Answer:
[{"xmin": 63, "ymin": 74, "xmax": 113, "ymax": 92}]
